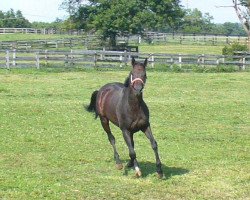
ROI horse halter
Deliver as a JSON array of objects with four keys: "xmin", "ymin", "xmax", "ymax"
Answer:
[{"xmin": 130, "ymin": 74, "xmax": 145, "ymax": 86}]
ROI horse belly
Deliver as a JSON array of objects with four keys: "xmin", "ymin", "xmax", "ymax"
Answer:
[
  {"xmin": 104, "ymin": 100, "xmax": 119, "ymax": 126},
  {"xmin": 97, "ymin": 88, "xmax": 120, "ymax": 126}
]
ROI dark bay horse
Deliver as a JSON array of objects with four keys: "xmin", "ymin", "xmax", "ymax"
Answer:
[{"xmin": 86, "ymin": 57, "xmax": 163, "ymax": 178}]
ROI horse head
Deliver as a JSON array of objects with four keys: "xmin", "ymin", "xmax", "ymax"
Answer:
[{"xmin": 125, "ymin": 57, "xmax": 147, "ymax": 95}]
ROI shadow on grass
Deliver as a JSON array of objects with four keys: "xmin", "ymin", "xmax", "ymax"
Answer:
[{"xmin": 123, "ymin": 161, "xmax": 189, "ymax": 179}]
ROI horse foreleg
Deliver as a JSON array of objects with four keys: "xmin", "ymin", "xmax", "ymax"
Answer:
[
  {"xmin": 142, "ymin": 126, "xmax": 163, "ymax": 178},
  {"xmin": 126, "ymin": 132, "xmax": 135, "ymax": 168},
  {"xmin": 100, "ymin": 117, "xmax": 123, "ymax": 170},
  {"xmin": 122, "ymin": 130, "xmax": 142, "ymax": 177}
]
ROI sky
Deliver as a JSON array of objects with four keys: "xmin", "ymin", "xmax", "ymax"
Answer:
[
  {"xmin": 1, "ymin": 0, "xmax": 68, "ymax": 22},
  {"xmin": 1, "ymin": 0, "xmax": 240, "ymax": 23},
  {"xmin": 182, "ymin": 0, "xmax": 239, "ymax": 23}
]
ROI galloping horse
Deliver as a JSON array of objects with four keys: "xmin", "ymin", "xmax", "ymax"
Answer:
[{"xmin": 86, "ymin": 57, "xmax": 163, "ymax": 178}]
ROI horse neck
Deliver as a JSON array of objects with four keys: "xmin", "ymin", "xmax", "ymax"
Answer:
[{"xmin": 126, "ymin": 87, "xmax": 143, "ymax": 109}]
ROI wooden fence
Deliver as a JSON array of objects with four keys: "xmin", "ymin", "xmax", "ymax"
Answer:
[
  {"xmin": 0, "ymin": 35, "xmax": 103, "ymax": 50},
  {"xmin": 0, "ymin": 28, "xmax": 84, "ymax": 35},
  {"xmin": 0, "ymin": 50, "xmax": 249, "ymax": 70},
  {"xmin": 142, "ymin": 32, "xmax": 249, "ymax": 46},
  {"xmin": 0, "ymin": 38, "xmax": 86, "ymax": 50},
  {"xmin": 1, "ymin": 28, "xmax": 249, "ymax": 47}
]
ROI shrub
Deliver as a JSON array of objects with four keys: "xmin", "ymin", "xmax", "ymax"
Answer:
[{"xmin": 222, "ymin": 42, "xmax": 248, "ymax": 55}]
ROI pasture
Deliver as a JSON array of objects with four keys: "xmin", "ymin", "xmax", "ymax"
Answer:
[
  {"xmin": 0, "ymin": 33, "xmax": 225, "ymax": 55},
  {"xmin": 0, "ymin": 68, "xmax": 249, "ymax": 199},
  {"xmin": 0, "ymin": 33, "xmax": 81, "ymax": 42}
]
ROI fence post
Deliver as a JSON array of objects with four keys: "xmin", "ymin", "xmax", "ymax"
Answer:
[
  {"xmin": 216, "ymin": 57, "xmax": 220, "ymax": 65},
  {"xmin": 197, "ymin": 55, "xmax": 201, "ymax": 65},
  {"xmin": 94, "ymin": 52, "xmax": 97, "ymax": 68},
  {"xmin": 241, "ymin": 57, "xmax": 246, "ymax": 70},
  {"xmin": 64, "ymin": 53, "xmax": 69, "ymax": 66},
  {"xmin": 201, "ymin": 54, "xmax": 205, "ymax": 67},
  {"xmin": 70, "ymin": 49, "xmax": 74, "ymax": 65},
  {"xmin": 138, "ymin": 35, "xmax": 141, "ymax": 44},
  {"xmin": 44, "ymin": 50, "xmax": 48, "ymax": 66},
  {"xmin": 101, "ymin": 49, "xmax": 105, "ymax": 60},
  {"xmin": 6, "ymin": 50, "xmax": 10, "ymax": 70},
  {"xmin": 204, "ymin": 34, "xmax": 207, "ymax": 43},
  {"xmin": 243, "ymin": 57, "xmax": 246, "ymax": 70},
  {"xmin": 124, "ymin": 50, "xmax": 128, "ymax": 65},
  {"xmin": 119, "ymin": 54, "xmax": 123, "ymax": 67},
  {"xmin": 178, "ymin": 54, "xmax": 182, "ymax": 68},
  {"xmin": 150, "ymin": 55, "xmax": 155, "ymax": 68},
  {"xmin": 12, "ymin": 49, "xmax": 16, "ymax": 67},
  {"xmin": 35, "ymin": 52, "xmax": 40, "ymax": 69},
  {"xmin": 164, "ymin": 33, "xmax": 167, "ymax": 43},
  {"xmin": 170, "ymin": 56, "xmax": 174, "ymax": 69},
  {"xmin": 222, "ymin": 56, "xmax": 225, "ymax": 65}
]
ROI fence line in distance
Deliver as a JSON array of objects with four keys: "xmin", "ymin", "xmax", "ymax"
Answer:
[{"xmin": 1, "ymin": 49, "xmax": 249, "ymax": 70}]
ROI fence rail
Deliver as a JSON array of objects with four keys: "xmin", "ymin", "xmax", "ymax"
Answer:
[
  {"xmin": 0, "ymin": 49, "xmax": 249, "ymax": 70},
  {"xmin": 0, "ymin": 38, "xmax": 88, "ymax": 50},
  {"xmin": 0, "ymin": 28, "xmax": 84, "ymax": 35}
]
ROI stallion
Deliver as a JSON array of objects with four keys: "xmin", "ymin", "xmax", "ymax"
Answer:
[{"xmin": 86, "ymin": 57, "xmax": 163, "ymax": 178}]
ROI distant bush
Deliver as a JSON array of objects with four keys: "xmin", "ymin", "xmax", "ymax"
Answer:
[{"xmin": 222, "ymin": 42, "xmax": 248, "ymax": 55}]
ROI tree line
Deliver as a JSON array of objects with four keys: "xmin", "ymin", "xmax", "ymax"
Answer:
[
  {"xmin": 0, "ymin": 2, "xmax": 247, "ymax": 41},
  {"xmin": 0, "ymin": 9, "xmax": 65, "ymax": 30},
  {"xmin": 0, "ymin": 9, "xmax": 30, "ymax": 28}
]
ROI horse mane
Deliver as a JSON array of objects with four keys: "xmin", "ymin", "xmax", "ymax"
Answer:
[{"xmin": 124, "ymin": 72, "xmax": 131, "ymax": 87}]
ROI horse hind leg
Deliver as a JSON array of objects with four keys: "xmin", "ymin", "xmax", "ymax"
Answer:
[{"xmin": 100, "ymin": 117, "xmax": 123, "ymax": 170}]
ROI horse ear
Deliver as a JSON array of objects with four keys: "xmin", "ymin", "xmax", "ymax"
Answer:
[
  {"xmin": 144, "ymin": 58, "xmax": 148, "ymax": 67},
  {"xmin": 131, "ymin": 57, "xmax": 136, "ymax": 67}
]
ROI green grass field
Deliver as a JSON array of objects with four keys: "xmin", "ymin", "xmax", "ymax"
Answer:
[
  {"xmin": 0, "ymin": 34, "xmax": 82, "ymax": 42},
  {"xmin": 0, "ymin": 68, "xmax": 249, "ymax": 199}
]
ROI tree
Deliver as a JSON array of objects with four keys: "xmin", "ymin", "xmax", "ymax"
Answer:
[
  {"xmin": 222, "ymin": 22, "xmax": 246, "ymax": 35},
  {"xmin": 0, "ymin": 11, "xmax": 4, "ymax": 28},
  {"xmin": 31, "ymin": 19, "xmax": 65, "ymax": 29},
  {"xmin": 62, "ymin": 0, "xmax": 184, "ymax": 46},
  {"xmin": 232, "ymin": 0, "xmax": 250, "ymax": 49},
  {"xmin": 181, "ymin": 8, "xmax": 214, "ymax": 33},
  {"xmin": 0, "ymin": 9, "xmax": 31, "ymax": 28}
]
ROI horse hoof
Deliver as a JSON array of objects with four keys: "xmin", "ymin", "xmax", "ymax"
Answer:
[
  {"xmin": 135, "ymin": 170, "xmax": 142, "ymax": 178},
  {"xmin": 116, "ymin": 163, "xmax": 123, "ymax": 170},
  {"xmin": 135, "ymin": 167, "xmax": 142, "ymax": 177}
]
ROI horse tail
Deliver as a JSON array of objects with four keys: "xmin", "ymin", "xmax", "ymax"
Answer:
[{"xmin": 85, "ymin": 90, "xmax": 98, "ymax": 119}]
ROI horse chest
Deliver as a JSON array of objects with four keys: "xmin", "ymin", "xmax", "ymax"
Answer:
[{"xmin": 130, "ymin": 115, "xmax": 147, "ymax": 131}]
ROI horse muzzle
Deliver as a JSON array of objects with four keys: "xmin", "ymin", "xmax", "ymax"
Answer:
[{"xmin": 130, "ymin": 75, "xmax": 144, "ymax": 94}]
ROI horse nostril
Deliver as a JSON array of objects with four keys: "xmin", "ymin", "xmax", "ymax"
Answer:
[{"xmin": 133, "ymin": 83, "xmax": 143, "ymax": 92}]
